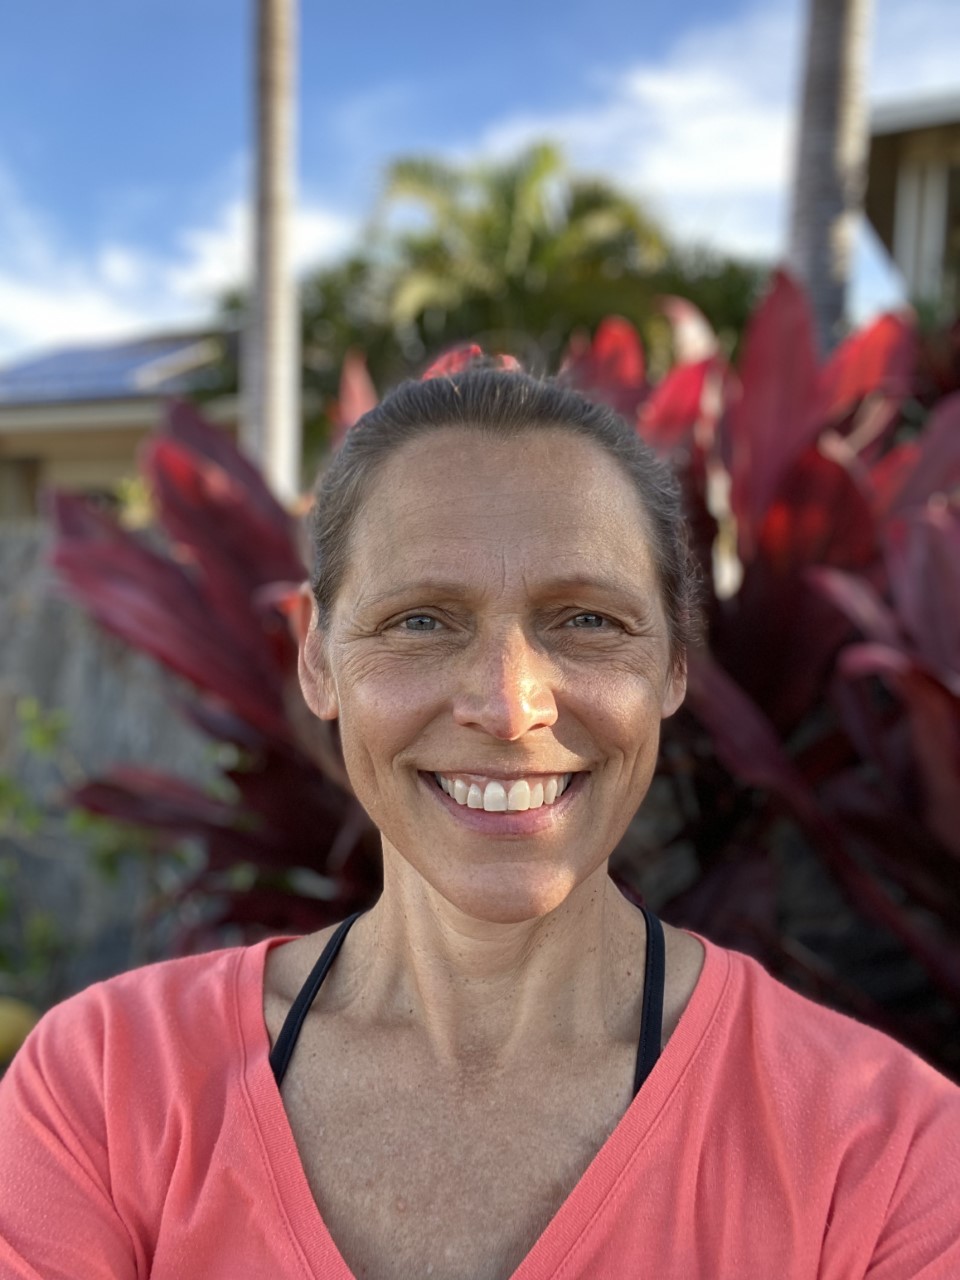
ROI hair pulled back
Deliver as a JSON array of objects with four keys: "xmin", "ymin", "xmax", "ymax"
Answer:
[{"xmin": 310, "ymin": 368, "xmax": 700, "ymax": 674}]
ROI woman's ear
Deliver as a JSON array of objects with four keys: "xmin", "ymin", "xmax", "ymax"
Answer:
[
  {"xmin": 660, "ymin": 657, "xmax": 687, "ymax": 720},
  {"xmin": 290, "ymin": 583, "xmax": 339, "ymax": 721}
]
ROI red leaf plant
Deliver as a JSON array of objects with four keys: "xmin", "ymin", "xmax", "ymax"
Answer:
[
  {"xmin": 559, "ymin": 274, "xmax": 960, "ymax": 1076},
  {"xmin": 49, "ymin": 402, "xmax": 381, "ymax": 950}
]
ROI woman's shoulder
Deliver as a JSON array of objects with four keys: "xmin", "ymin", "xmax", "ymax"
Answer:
[
  {"xmin": 9, "ymin": 937, "xmax": 283, "ymax": 1101},
  {"xmin": 695, "ymin": 933, "xmax": 960, "ymax": 1120}
]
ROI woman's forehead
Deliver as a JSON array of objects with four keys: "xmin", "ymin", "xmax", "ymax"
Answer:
[{"xmin": 342, "ymin": 428, "xmax": 659, "ymax": 597}]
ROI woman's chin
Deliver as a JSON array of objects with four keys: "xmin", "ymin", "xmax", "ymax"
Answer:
[{"xmin": 426, "ymin": 863, "xmax": 584, "ymax": 925}]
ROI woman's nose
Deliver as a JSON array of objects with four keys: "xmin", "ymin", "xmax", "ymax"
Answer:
[{"xmin": 451, "ymin": 626, "xmax": 559, "ymax": 740}]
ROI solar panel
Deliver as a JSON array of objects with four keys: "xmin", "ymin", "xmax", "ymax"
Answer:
[{"xmin": 0, "ymin": 334, "xmax": 226, "ymax": 405}]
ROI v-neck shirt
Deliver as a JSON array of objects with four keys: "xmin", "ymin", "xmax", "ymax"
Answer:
[{"xmin": 1, "ymin": 928, "xmax": 959, "ymax": 1279}]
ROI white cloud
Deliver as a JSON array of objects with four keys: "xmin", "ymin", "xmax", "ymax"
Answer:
[
  {"xmin": 475, "ymin": 0, "xmax": 960, "ymax": 274},
  {"xmin": 0, "ymin": 168, "xmax": 356, "ymax": 363}
]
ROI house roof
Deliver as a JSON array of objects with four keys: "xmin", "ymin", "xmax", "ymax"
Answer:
[
  {"xmin": 871, "ymin": 91, "xmax": 960, "ymax": 138},
  {"xmin": 0, "ymin": 332, "xmax": 231, "ymax": 406}
]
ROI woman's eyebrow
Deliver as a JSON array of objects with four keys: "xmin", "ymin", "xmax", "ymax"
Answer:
[
  {"xmin": 355, "ymin": 573, "xmax": 647, "ymax": 611},
  {"xmin": 354, "ymin": 580, "xmax": 471, "ymax": 610}
]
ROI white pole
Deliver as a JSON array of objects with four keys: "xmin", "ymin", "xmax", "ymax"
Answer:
[{"xmin": 242, "ymin": 0, "xmax": 300, "ymax": 501}]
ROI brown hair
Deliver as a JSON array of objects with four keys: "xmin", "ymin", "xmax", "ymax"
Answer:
[{"xmin": 310, "ymin": 368, "xmax": 700, "ymax": 673}]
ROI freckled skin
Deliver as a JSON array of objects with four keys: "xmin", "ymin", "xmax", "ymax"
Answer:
[{"xmin": 300, "ymin": 427, "xmax": 686, "ymax": 925}]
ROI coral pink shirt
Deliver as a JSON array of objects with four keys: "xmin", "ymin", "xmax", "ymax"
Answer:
[{"xmin": 1, "ymin": 931, "xmax": 958, "ymax": 1279}]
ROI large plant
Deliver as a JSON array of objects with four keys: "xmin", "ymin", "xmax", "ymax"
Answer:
[
  {"xmin": 562, "ymin": 274, "xmax": 960, "ymax": 1074},
  {"xmin": 51, "ymin": 278, "xmax": 960, "ymax": 1077}
]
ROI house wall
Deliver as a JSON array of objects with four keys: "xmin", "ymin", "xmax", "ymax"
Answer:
[
  {"xmin": 0, "ymin": 397, "xmax": 240, "ymax": 519},
  {"xmin": 868, "ymin": 121, "xmax": 960, "ymax": 309}
]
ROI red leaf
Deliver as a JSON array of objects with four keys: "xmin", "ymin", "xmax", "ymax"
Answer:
[
  {"xmin": 163, "ymin": 401, "xmax": 288, "ymax": 528},
  {"xmin": 838, "ymin": 646, "xmax": 960, "ymax": 858},
  {"xmin": 887, "ymin": 391, "xmax": 960, "ymax": 513},
  {"xmin": 758, "ymin": 446, "xmax": 876, "ymax": 573},
  {"xmin": 885, "ymin": 502, "xmax": 960, "ymax": 678},
  {"xmin": 869, "ymin": 441, "xmax": 921, "ymax": 518},
  {"xmin": 807, "ymin": 567, "xmax": 901, "ymax": 647},
  {"xmin": 73, "ymin": 768, "xmax": 239, "ymax": 828},
  {"xmin": 725, "ymin": 270, "xmax": 822, "ymax": 559},
  {"xmin": 421, "ymin": 344, "xmax": 484, "ymax": 380},
  {"xmin": 637, "ymin": 358, "xmax": 718, "ymax": 452},
  {"xmin": 820, "ymin": 312, "xmax": 916, "ymax": 422},
  {"xmin": 560, "ymin": 316, "xmax": 646, "ymax": 419},
  {"xmin": 48, "ymin": 494, "xmax": 293, "ymax": 740},
  {"xmin": 714, "ymin": 447, "xmax": 878, "ymax": 730},
  {"xmin": 331, "ymin": 349, "xmax": 379, "ymax": 448}
]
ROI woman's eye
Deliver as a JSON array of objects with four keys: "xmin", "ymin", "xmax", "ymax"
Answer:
[
  {"xmin": 398, "ymin": 615, "xmax": 440, "ymax": 632},
  {"xmin": 568, "ymin": 613, "xmax": 608, "ymax": 629}
]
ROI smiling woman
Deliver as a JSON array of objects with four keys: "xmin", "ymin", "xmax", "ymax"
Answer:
[{"xmin": 1, "ymin": 369, "xmax": 959, "ymax": 1280}]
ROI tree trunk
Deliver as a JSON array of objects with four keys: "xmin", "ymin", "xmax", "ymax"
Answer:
[
  {"xmin": 242, "ymin": 0, "xmax": 300, "ymax": 501},
  {"xmin": 787, "ymin": 0, "xmax": 873, "ymax": 355}
]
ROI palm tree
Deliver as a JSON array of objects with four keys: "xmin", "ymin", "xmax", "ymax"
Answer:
[
  {"xmin": 242, "ymin": 0, "xmax": 300, "ymax": 500},
  {"xmin": 787, "ymin": 0, "xmax": 874, "ymax": 355},
  {"xmin": 378, "ymin": 143, "xmax": 670, "ymax": 367}
]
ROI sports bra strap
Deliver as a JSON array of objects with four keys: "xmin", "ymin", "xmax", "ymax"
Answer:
[
  {"xmin": 269, "ymin": 910, "xmax": 363, "ymax": 1086},
  {"xmin": 634, "ymin": 906, "xmax": 665, "ymax": 1094},
  {"xmin": 270, "ymin": 905, "xmax": 665, "ymax": 1096}
]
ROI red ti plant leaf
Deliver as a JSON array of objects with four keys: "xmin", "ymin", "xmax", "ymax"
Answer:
[
  {"xmin": 73, "ymin": 768, "xmax": 241, "ymax": 831},
  {"xmin": 807, "ymin": 566, "xmax": 901, "ymax": 649},
  {"xmin": 165, "ymin": 400, "xmax": 290, "ymax": 535},
  {"xmin": 885, "ymin": 500, "xmax": 960, "ymax": 682},
  {"xmin": 560, "ymin": 316, "xmax": 646, "ymax": 420},
  {"xmin": 421, "ymin": 344, "xmax": 484, "ymax": 380},
  {"xmin": 714, "ymin": 445, "xmax": 878, "ymax": 732},
  {"xmin": 884, "ymin": 391, "xmax": 960, "ymax": 514},
  {"xmin": 723, "ymin": 270, "xmax": 822, "ymax": 560},
  {"xmin": 839, "ymin": 645, "xmax": 960, "ymax": 859},
  {"xmin": 657, "ymin": 295, "xmax": 718, "ymax": 364},
  {"xmin": 637, "ymin": 357, "xmax": 721, "ymax": 454},
  {"xmin": 330, "ymin": 349, "xmax": 379, "ymax": 448},
  {"xmin": 687, "ymin": 651, "xmax": 960, "ymax": 1004},
  {"xmin": 142, "ymin": 434, "xmax": 306, "ymax": 685},
  {"xmin": 48, "ymin": 491, "xmax": 293, "ymax": 741},
  {"xmin": 868, "ymin": 441, "xmax": 921, "ymax": 520},
  {"xmin": 820, "ymin": 312, "xmax": 916, "ymax": 423}
]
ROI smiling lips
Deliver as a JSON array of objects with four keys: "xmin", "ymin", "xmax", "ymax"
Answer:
[{"xmin": 433, "ymin": 772, "xmax": 576, "ymax": 812}]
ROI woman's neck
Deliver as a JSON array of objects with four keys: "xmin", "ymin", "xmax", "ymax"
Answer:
[{"xmin": 344, "ymin": 858, "xmax": 648, "ymax": 1074}]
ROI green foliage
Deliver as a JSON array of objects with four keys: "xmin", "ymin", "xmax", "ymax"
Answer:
[
  {"xmin": 219, "ymin": 142, "xmax": 763, "ymax": 460},
  {"xmin": 0, "ymin": 700, "xmax": 180, "ymax": 1003}
]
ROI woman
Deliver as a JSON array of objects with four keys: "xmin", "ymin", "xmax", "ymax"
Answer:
[{"xmin": 1, "ymin": 369, "xmax": 958, "ymax": 1280}]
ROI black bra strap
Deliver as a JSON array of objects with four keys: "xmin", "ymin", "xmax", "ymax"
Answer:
[
  {"xmin": 633, "ymin": 906, "xmax": 665, "ymax": 1096},
  {"xmin": 270, "ymin": 910, "xmax": 364, "ymax": 1087},
  {"xmin": 270, "ymin": 905, "xmax": 666, "ymax": 1097}
]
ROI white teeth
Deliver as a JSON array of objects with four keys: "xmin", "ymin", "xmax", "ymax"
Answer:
[
  {"xmin": 434, "ymin": 772, "xmax": 576, "ymax": 812},
  {"xmin": 506, "ymin": 780, "xmax": 531, "ymax": 811},
  {"xmin": 482, "ymin": 781, "xmax": 508, "ymax": 812}
]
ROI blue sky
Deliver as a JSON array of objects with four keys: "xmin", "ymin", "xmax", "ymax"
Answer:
[{"xmin": 0, "ymin": 0, "xmax": 957, "ymax": 360}]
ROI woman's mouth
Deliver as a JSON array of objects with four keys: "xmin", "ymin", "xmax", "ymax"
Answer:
[
  {"xmin": 433, "ymin": 771, "xmax": 574, "ymax": 812},
  {"xmin": 418, "ymin": 769, "xmax": 587, "ymax": 834}
]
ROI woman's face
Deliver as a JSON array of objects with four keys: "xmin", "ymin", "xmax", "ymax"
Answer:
[{"xmin": 301, "ymin": 426, "xmax": 686, "ymax": 924}]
